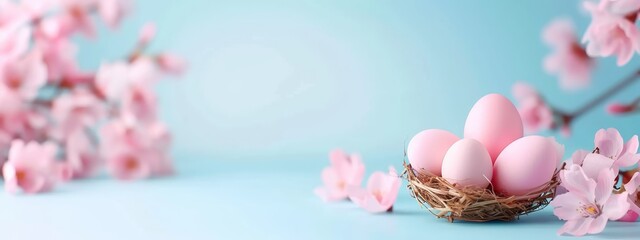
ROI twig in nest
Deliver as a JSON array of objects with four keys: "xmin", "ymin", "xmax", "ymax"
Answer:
[{"xmin": 402, "ymin": 162, "xmax": 562, "ymax": 222}]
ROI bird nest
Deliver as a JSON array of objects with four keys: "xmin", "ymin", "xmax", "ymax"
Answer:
[{"xmin": 402, "ymin": 162, "xmax": 562, "ymax": 222}]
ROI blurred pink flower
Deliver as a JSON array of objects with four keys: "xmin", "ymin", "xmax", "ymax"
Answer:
[
  {"xmin": 156, "ymin": 53, "xmax": 187, "ymax": 76},
  {"xmin": 543, "ymin": 18, "xmax": 576, "ymax": 47},
  {"xmin": 34, "ymin": 37, "xmax": 81, "ymax": 83},
  {"xmin": 65, "ymin": 130, "xmax": 101, "ymax": 179},
  {"xmin": 347, "ymin": 166, "xmax": 400, "ymax": 213},
  {"xmin": 121, "ymin": 85, "xmax": 157, "ymax": 123},
  {"xmin": 145, "ymin": 122, "xmax": 174, "ymax": 176},
  {"xmin": 51, "ymin": 89, "xmax": 105, "ymax": 139},
  {"xmin": 0, "ymin": 24, "xmax": 30, "ymax": 62},
  {"xmin": 314, "ymin": 149, "xmax": 365, "ymax": 202},
  {"xmin": 552, "ymin": 165, "xmax": 629, "ymax": 236},
  {"xmin": 599, "ymin": 0, "xmax": 640, "ymax": 16},
  {"xmin": 512, "ymin": 82, "xmax": 554, "ymax": 133},
  {"xmin": 0, "ymin": 49, "xmax": 47, "ymax": 100},
  {"xmin": 543, "ymin": 19, "xmax": 594, "ymax": 90},
  {"xmin": 607, "ymin": 102, "xmax": 636, "ymax": 115},
  {"xmin": 2, "ymin": 140, "xmax": 69, "ymax": 194},
  {"xmin": 98, "ymin": 0, "xmax": 132, "ymax": 29},
  {"xmin": 95, "ymin": 59, "xmax": 158, "ymax": 100},
  {"xmin": 106, "ymin": 148, "xmax": 152, "ymax": 180},
  {"xmin": 58, "ymin": 0, "xmax": 97, "ymax": 38},
  {"xmin": 583, "ymin": 1, "xmax": 640, "ymax": 66},
  {"xmin": 100, "ymin": 118, "xmax": 174, "ymax": 180},
  {"xmin": 138, "ymin": 22, "xmax": 155, "ymax": 46}
]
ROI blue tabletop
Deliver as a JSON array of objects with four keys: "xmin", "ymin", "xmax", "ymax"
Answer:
[{"xmin": 1, "ymin": 159, "xmax": 637, "ymax": 240}]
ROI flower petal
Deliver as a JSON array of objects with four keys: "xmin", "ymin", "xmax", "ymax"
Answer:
[
  {"xmin": 594, "ymin": 128, "xmax": 624, "ymax": 158},
  {"xmin": 581, "ymin": 153, "xmax": 615, "ymax": 180},
  {"xmin": 588, "ymin": 215, "xmax": 607, "ymax": 234},
  {"xmin": 594, "ymin": 168, "xmax": 615, "ymax": 205},
  {"xmin": 366, "ymin": 171, "xmax": 387, "ymax": 193},
  {"xmin": 622, "ymin": 135, "xmax": 639, "ymax": 154},
  {"xmin": 346, "ymin": 186, "xmax": 368, "ymax": 206},
  {"xmin": 552, "ymin": 192, "xmax": 588, "ymax": 220},
  {"xmin": 560, "ymin": 164, "xmax": 597, "ymax": 201},
  {"xmin": 569, "ymin": 217, "xmax": 593, "ymax": 237},
  {"xmin": 570, "ymin": 149, "xmax": 590, "ymax": 165},
  {"xmin": 615, "ymin": 153, "xmax": 640, "ymax": 168},
  {"xmin": 604, "ymin": 192, "xmax": 630, "ymax": 220},
  {"xmin": 347, "ymin": 154, "xmax": 365, "ymax": 186}
]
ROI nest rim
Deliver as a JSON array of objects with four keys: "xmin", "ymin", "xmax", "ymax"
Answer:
[{"xmin": 402, "ymin": 162, "xmax": 562, "ymax": 223}]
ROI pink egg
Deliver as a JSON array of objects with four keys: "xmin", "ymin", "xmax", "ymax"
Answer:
[
  {"xmin": 464, "ymin": 94, "xmax": 523, "ymax": 162},
  {"xmin": 407, "ymin": 129, "xmax": 459, "ymax": 176},
  {"xmin": 441, "ymin": 138, "xmax": 493, "ymax": 188},
  {"xmin": 492, "ymin": 136, "xmax": 564, "ymax": 196}
]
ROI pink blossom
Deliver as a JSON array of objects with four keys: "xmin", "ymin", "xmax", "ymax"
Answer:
[
  {"xmin": 138, "ymin": 22, "xmax": 155, "ymax": 46},
  {"xmin": 120, "ymin": 85, "xmax": 157, "ymax": 123},
  {"xmin": 97, "ymin": 0, "xmax": 132, "ymax": 29},
  {"xmin": 95, "ymin": 59, "xmax": 159, "ymax": 100},
  {"xmin": 543, "ymin": 18, "xmax": 576, "ymax": 47},
  {"xmin": 0, "ymin": 24, "xmax": 30, "ymax": 62},
  {"xmin": 580, "ymin": 153, "xmax": 616, "ymax": 180},
  {"xmin": 572, "ymin": 128, "xmax": 640, "ymax": 179},
  {"xmin": 0, "ymin": 49, "xmax": 47, "ymax": 100},
  {"xmin": 512, "ymin": 82, "xmax": 554, "ymax": 133},
  {"xmin": 145, "ymin": 122, "xmax": 174, "ymax": 176},
  {"xmin": 570, "ymin": 149, "xmax": 591, "ymax": 166},
  {"xmin": 51, "ymin": 89, "xmax": 105, "ymax": 139},
  {"xmin": 347, "ymin": 166, "xmax": 400, "ymax": 213},
  {"xmin": 2, "ymin": 140, "xmax": 69, "ymax": 194},
  {"xmin": 583, "ymin": 1, "xmax": 640, "ymax": 66},
  {"xmin": 57, "ymin": 0, "xmax": 97, "ymax": 38},
  {"xmin": 314, "ymin": 149, "xmax": 365, "ymax": 202},
  {"xmin": 0, "ymin": 1, "xmax": 30, "ymax": 28},
  {"xmin": 34, "ymin": 36, "xmax": 82, "ymax": 83},
  {"xmin": 65, "ymin": 130, "xmax": 101, "ymax": 179},
  {"xmin": 155, "ymin": 53, "xmax": 187, "ymax": 76},
  {"xmin": 622, "ymin": 172, "xmax": 640, "ymax": 219},
  {"xmin": 100, "ymin": 118, "xmax": 174, "ymax": 180},
  {"xmin": 543, "ymin": 19, "xmax": 594, "ymax": 89},
  {"xmin": 594, "ymin": 128, "xmax": 639, "ymax": 164},
  {"xmin": 552, "ymin": 165, "xmax": 629, "ymax": 236},
  {"xmin": 106, "ymin": 149, "xmax": 152, "ymax": 180},
  {"xmin": 607, "ymin": 102, "xmax": 636, "ymax": 115},
  {"xmin": 599, "ymin": 0, "xmax": 640, "ymax": 16}
]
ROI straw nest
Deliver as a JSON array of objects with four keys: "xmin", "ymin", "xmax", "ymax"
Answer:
[{"xmin": 402, "ymin": 162, "xmax": 562, "ymax": 222}]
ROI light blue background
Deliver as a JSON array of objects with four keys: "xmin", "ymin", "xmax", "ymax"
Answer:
[{"xmin": 2, "ymin": 0, "xmax": 640, "ymax": 239}]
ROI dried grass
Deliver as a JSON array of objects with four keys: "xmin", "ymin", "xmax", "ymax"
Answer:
[{"xmin": 402, "ymin": 162, "xmax": 562, "ymax": 222}]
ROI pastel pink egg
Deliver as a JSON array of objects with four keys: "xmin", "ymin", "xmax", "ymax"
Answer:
[
  {"xmin": 464, "ymin": 93, "xmax": 523, "ymax": 162},
  {"xmin": 492, "ymin": 136, "xmax": 563, "ymax": 196},
  {"xmin": 407, "ymin": 129, "xmax": 460, "ymax": 176},
  {"xmin": 441, "ymin": 138, "xmax": 493, "ymax": 188}
]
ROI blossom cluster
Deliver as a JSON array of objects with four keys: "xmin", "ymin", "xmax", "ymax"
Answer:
[
  {"xmin": 0, "ymin": 0, "xmax": 184, "ymax": 194},
  {"xmin": 513, "ymin": 0, "xmax": 640, "ymax": 135},
  {"xmin": 314, "ymin": 149, "xmax": 401, "ymax": 213},
  {"xmin": 551, "ymin": 128, "xmax": 640, "ymax": 236}
]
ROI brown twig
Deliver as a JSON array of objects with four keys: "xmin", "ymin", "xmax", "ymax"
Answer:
[{"xmin": 548, "ymin": 69, "xmax": 640, "ymax": 129}]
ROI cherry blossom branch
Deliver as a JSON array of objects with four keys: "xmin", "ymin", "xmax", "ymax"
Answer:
[
  {"xmin": 547, "ymin": 68, "xmax": 640, "ymax": 131},
  {"xmin": 572, "ymin": 69, "xmax": 640, "ymax": 118}
]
